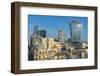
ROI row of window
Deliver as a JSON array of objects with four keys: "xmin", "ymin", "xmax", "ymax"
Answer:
[
  {"xmin": 34, "ymin": 55, "xmax": 66, "ymax": 60},
  {"xmin": 34, "ymin": 49, "xmax": 58, "ymax": 55}
]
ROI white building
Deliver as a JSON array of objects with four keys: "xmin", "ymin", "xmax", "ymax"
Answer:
[{"xmin": 41, "ymin": 38, "xmax": 54, "ymax": 50}]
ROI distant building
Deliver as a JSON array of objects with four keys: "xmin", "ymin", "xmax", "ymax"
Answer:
[
  {"xmin": 58, "ymin": 30, "xmax": 65, "ymax": 44},
  {"xmin": 54, "ymin": 41, "xmax": 62, "ymax": 51},
  {"xmin": 70, "ymin": 21, "xmax": 82, "ymax": 48},
  {"xmin": 66, "ymin": 42, "xmax": 71, "ymax": 50},
  {"xmin": 40, "ymin": 38, "xmax": 48, "ymax": 49},
  {"xmin": 38, "ymin": 30, "xmax": 46, "ymax": 38},
  {"xmin": 31, "ymin": 35, "xmax": 40, "ymax": 46},
  {"xmin": 35, "ymin": 38, "xmax": 55, "ymax": 50},
  {"xmin": 33, "ymin": 37, "xmax": 62, "ymax": 60},
  {"xmin": 28, "ymin": 45, "xmax": 34, "ymax": 60},
  {"xmin": 29, "ymin": 23, "xmax": 87, "ymax": 60},
  {"xmin": 70, "ymin": 21, "xmax": 82, "ymax": 42},
  {"xmin": 47, "ymin": 38, "xmax": 55, "ymax": 50},
  {"xmin": 33, "ymin": 25, "xmax": 39, "ymax": 37},
  {"xmin": 82, "ymin": 42, "xmax": 88, "ymax": 49},
  {"xmin": 32, "ymin": 25, "xmax": 40, "ymax": 46}
]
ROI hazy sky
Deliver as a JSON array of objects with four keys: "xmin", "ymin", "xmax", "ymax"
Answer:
[{"xmin": 28, "ymin": 15, "xmax": 88, "ymax": 44}]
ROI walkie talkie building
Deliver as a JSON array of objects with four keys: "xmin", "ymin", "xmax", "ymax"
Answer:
[{"xmin": 70, "ymin": 21, "xmax": 82, "ymax": 48}]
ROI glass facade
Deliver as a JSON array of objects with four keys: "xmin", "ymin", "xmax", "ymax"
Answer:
[
  {"xmin": 38, "ymin": 30, "xmax": 46, "ymax": 38},
  {"xmin": 33, "ymin": 25, "xmax": 39, "ymax": 35},
  {"xmin": 70, "ymin": 21, "xmax": 82, "ymax": 43}
]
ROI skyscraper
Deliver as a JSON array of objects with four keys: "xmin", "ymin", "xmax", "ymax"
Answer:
[
  {"xmin": 58, "ymin": 30, "xmax": 65, "ymax": 44},
  {"xmin": 32, "ymin": 25, "xmax": 39, "ymax": 46},
  {"xmin": 70, "ymin": 21, "xmax": 82, "ymax": 42},
  {"xmin": 33, "ymin": 25, "xmax": 39, "ymax": 37},
  {"xmin": 70, "ymin": 21, "xmax": 82, "ymax": 48},
  {"xmin": 38, "ymin": 30, "xmax": 46, "ymax": 38}
]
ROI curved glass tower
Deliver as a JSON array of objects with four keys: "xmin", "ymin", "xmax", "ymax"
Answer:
[{"xmin": 70, "ymin": 21, "xmax": 82, "ymax": 48}]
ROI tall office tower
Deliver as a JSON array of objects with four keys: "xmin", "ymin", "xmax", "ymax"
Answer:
[
  {"xmin": 58, "ymin": 30, "xmax": 65, "ymax": 44},
  {"xmin": 33, "ymin": 25, "xmax": 39, "ymax": 37},
  {"xmin": 32, "ymin": 25, "xmax": 39, "ymax": 46},
  {"xmin": 38, "ymin": 30, "xmax": 46, "ymax": 38},
  {"xmin": 70, "ymin": 21, "xmax": 82, "ymax": 48}
]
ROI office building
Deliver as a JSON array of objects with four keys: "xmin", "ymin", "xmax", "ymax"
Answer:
[
  {"xmin": 70, "ymin": 21, "xmax": 82, "ymax": 48},
  {"xmin": 38, "ymin": 30, "xmax": 46, "ymax": 38},
  {"xmin": 58, "ymin": 30, "xmax": 65, "ymax": 44}
]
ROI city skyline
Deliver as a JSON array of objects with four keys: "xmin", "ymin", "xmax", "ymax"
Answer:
[{"xmin": 28, "ymin": 15, "xmax": 88, "ymax": 45}]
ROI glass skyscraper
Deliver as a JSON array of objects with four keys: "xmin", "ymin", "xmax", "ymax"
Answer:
[
  {"xmin": 70, "ymin": 21, "xmax": 82, "ymax": 43},
  {"xmin": 33, "ymin": 25, "xmax": 39, "ymax": 37},
  {"xmin": 70, "ymin": 21, "xmax": 82, "ymax": 48},
  {"xmin": 38, "ymin": 30, "xmax": 46, "ymax": 38}
]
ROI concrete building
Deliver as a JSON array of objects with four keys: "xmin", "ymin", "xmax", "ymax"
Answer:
[
  {"xmin": 40, "ymin": 38, "xmax": 48, "ymax": 49},
  {"xmin": 82, "ymin": 42, "xmax": 88, "ymax": 49},
  {"xmin": 58, "ymin": 30, "xmax": 65, "ymax": 44},
  {"xmin": 33, "ymin": 37, "xmax": 57, "ymax": 60},
  {"xmin": 47, "ymin": 38, "xmax": 54, "ymax": 50},
  {"xmin": 39, "ymin": 38, "xmax": 54, "ymax": 49},
  {"xmin": 54, "ymin": 41, "xmax": 62, "ymax": 51}
]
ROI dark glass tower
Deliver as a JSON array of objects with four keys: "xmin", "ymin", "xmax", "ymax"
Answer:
[{"xmin": 38, "ymin": 30, "xmax": 46, "ymax": 38}]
